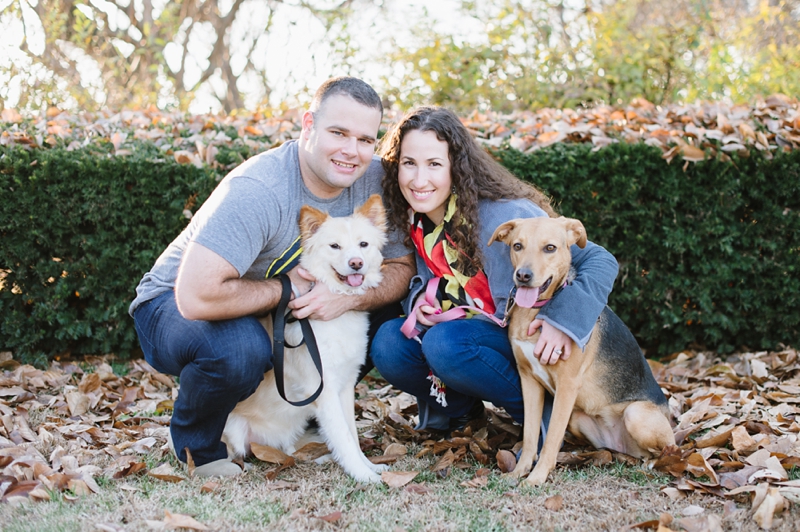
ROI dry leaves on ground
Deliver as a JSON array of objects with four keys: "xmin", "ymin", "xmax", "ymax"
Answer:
[
  {"xmin": 1, "ymin": 347, "xmax": 798, "ymax": 530},
  {"xmin": 1, "ymin": 95, "xmax": 797, "ymax": 173}
]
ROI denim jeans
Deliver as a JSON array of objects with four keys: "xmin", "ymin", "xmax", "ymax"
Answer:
[
  {"xmin": 372, "ymin": 317, "xmax": 553, "ymax": 442},
  {"xmin": 133, "ymin": 290, "xmax": 273, "ymax": 466}
]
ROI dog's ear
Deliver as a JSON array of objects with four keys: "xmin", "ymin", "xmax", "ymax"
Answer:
[
  {"xmin": 299, "ymin": 204, "xmax": 329, "ymax": 241},
  {"xmin": 561, "ymin": 217, "xmax": 587, "ymax": 249},
  {"xmin": 488, "ymin": 220, "xmax": 518, "ymax": 246},
  {"xmin": 355, "ymin": 194, "xmax": 387, "ymax": 232}
]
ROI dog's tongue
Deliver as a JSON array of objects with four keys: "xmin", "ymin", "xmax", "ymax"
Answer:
[
  {"xmin": 347, "ymin": 274, "xmax": 364, "ymax": 287},
  {"xmin": 515, "ymin": 286, "xmax": 541, "ymax": 308}
]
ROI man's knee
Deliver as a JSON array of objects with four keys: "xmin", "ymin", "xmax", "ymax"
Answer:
[{"xmin": 196, "ymin": 317, "xmax": 272, "ymax": 386}]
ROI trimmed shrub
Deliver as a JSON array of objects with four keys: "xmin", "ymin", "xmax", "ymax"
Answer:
[
  {"xmin": 0, "ymin": 143, "xmax": 218, "ymax": 365},
  {"xmin": 1, "ymin": 141, "xmax": 798, "ymax": 363}
]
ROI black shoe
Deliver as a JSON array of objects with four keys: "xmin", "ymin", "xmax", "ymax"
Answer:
[{"xmin": 448, "ymin": 400, "xmax": 486, "ymax": 432}]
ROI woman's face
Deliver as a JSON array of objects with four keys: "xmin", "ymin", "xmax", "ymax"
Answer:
[{"xmin": 397, "ymin": 129, "xmax": 452, "ymax": 225}]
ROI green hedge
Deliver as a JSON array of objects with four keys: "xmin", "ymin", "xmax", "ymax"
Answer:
[
  {"xmin": 0, "ymin": 143, "xmax": 219, "ymax": 365},
  {"xmin": 498, "ymin": 143, "xmax": 800, "ymax": 355},
  {"xmin": 1, "ymin": 141, "xmax": 798, "ymax": 363}
]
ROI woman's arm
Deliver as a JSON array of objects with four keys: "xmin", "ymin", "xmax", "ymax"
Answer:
[{"xmin": 535, "ymin": 241, "xmax": 619, "ymax": 349}]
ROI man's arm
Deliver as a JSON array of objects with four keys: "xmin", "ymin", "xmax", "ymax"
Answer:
[
  {"xmin": 175, "ymin": 242, "xmax": 284, "ymax": 321},
  {"xmin": 288, "ymin": 253, "xmax": 416, "ymax": 321}
]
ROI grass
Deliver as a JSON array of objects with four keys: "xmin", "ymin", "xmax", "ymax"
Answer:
[{"xmin": 4, "ymin": 451, "xmax": 795, "ymax": 532}]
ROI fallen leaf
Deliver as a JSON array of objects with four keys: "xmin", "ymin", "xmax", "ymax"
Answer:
[
  {"xmin": 730, "ymin": 425, "xmax": 757, "ymax": 452},
  {"xmin": 404, "ymin": 483, "xmax": 432, "ymax": 494},
  {"xmin": 264, "ymin": 480, "xmax": 298, "ymax": 491},
  {"xmin": 162, "ymin": 510, "xmax": 210, "ymax": 531},
  {"xmin": 544, "ymin": 494, "xmax": 563, "ymax": 511},
  {"xmin": 199, "ymin": 481, "xmax": 220, "ymax": 493},
  {"xmin": 381, "ymin": 470, "xmax": 418, "ymax": 488},
  {"xmin": 251, "ymin": 443, "xmax": 291, "ymax": 464},
  {"xmin": 292, "ymin": 442, "xmax": 329, "ymax": 461},
  {"xmin": 431, "ymin": 449, "xmax": 455, "ymax": 472},
  {"xmin": 316, "ymin": 511, "xmax": 342, "ymax": 523},
  {"xmin": 383, "ymin": 443, "xmax": 407, "ymax": 456},
  {"xmin": 147, "ymin": 463, "xmax": 184, "ymax": 483},
  {"xmin": 681, "ymin": 505, "xmax": 705, "ymax": 516},
  {"xmin": 460, "ymin": 475, "xmax": 488, "ymax": 488},
  {"xmin": 752, "ymin": 487, "xmax": 786, "ymax": 529},
  {"xmin": 496, "ymin": 450, "xmax": 517, "ymax": 473}
]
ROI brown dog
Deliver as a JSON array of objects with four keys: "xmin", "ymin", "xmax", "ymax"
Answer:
[{"xmin": 489, "ymin": 216, "xmax": 675, "ymax": 486}]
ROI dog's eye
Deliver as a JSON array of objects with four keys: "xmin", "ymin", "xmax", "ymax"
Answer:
[
  {"xmin": 330, "ymin": 243, "xmax": 340, "ymax": 250},
  {"xmin": 544, "ymin": 244, "xmax": 557, "ymax": 253},
  {"xmin": 512, "ymin": 243, "xmax": 523, "ymax": 251},
  {"xmin": 359, "ymin": 241, "xmax": 369, "ymax": 248}
]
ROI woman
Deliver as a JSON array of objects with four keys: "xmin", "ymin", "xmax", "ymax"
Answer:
[{"xmin": 372, "ymin": 106, "xmax": 619, "ymax": 433}]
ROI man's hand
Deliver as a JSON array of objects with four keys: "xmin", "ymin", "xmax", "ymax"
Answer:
[
  {"xmin": 528, "ymin": 318, "xmax": 572, "ymax": 365},
  {"xmin": 285, "ymin": 265, "xmax": 315, "ymax": 297},
  {"xmin": 288, "ymin": 282, "xmax": 355, "ymax": 321}
]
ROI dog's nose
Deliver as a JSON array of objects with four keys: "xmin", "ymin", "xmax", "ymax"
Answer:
[
  {"xmin": 349, "ymin": 258, "xmax": 363, "ymax": 271},
  {"xmin": 515, "ymin": 268, "xmax": 532, "ymax": 284}
]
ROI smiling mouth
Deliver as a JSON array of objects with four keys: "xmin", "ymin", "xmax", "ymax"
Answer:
[
  {"xmin": 514, "ymin": 276, "xmax": 552, "ymax": 308},
  {"xmin": 333, "ymin": 161, "xmax": 356, "ymax": 169},
  {"xmin": 334, "ymin": 268, "xmax": 364, "ymax": 287},
  {"xmin": 411, "ymin": 189, "xmax": 435, "ymax": 199}
]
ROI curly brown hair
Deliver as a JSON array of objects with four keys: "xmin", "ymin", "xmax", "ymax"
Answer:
[{"xmin": 380, "ymin": 106, "xmax": 556, "ymax": 275}]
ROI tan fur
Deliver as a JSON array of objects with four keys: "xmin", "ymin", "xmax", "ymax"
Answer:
[
  {"xmin": 222, "ymin": 195, "xmax": 388, "ymax": 483},
  {"xmin": 489, "ymin": 216, "xmax": 675, "ymax": 486}
]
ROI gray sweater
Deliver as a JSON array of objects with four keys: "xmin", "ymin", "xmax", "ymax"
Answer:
[{"xmin": 403, "ymin": 198, "xmax": 619, "ymax": 349}]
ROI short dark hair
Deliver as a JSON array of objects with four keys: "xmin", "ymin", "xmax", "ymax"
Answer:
[{"xmin": 310, "ymin": 77, "xmax": 383, "ymax": 117}]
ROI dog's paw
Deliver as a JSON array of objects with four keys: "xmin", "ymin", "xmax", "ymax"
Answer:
[
  {"xmin": 524, "ymin": 466, "xmax": 550, "ymax": 486},
  {"xmin": 507, "ymin": 465, "xmax": 531, "ymax": 479},
  {"xmin": 350, "ymin": 469, "xmax": 383, "ymax": 484},
  {"xmin": 369, "ymin": 462, "xmax": 389, "ymax": 474}
]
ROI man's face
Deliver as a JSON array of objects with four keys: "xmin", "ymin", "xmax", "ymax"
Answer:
[{"xmin": 298, "ymin": 94, "xmax": 382, "ymax": 199}]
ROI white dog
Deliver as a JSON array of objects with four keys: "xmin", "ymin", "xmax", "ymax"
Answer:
[{"xmin": 222, "ymin": 194, "xmax": 389, "ymax": 483}]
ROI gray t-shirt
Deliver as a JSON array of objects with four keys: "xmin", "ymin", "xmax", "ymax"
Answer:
[{"xmin": 129, "ymin": 140, "xmax": 409, "ymax": 315}]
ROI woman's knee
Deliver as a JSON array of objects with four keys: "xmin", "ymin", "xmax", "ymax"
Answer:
[
  {"xmin": 420, "ymin": 323, "xmax": 469, "ymax": 372},
  {"xmin": 371, "ymin": 319, "xmax": 421, "ymax": 378}
]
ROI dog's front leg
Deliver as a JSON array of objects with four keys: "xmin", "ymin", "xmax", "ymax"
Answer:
[
  {"xmin": 509, "ymin": 373, "xmax": 545, "ymax": 479},
  {"xmin": 525, "ymin": 377, "xmax": 580, "ymax": 486},
  {"xmin": 338, "ymin": 386, "xmax": 388, "ymax": 474},
  {"xmin": 316, "ymin": 388, "xmax": 383, "ymax": 483}
]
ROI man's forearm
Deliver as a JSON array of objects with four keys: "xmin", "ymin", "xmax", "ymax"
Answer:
[{"xmin": 177, "ymin": 275, "xmax": 285, "ymax": 321}]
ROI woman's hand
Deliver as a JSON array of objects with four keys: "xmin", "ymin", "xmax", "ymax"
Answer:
[
  {"xmin": 415, "ymin": 292, "xmax": 441, "ymax": 327},
  {"xmin": 528, "ymin": 318, "xmax": 571, "ymax": 365}
]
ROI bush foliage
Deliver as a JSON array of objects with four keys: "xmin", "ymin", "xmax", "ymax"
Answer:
[
  {"xmin": 1, "ymin": 141, "xmax": 798, "ymax": 363},
  {"xmin": 0, "ymin": 143, "xmax": 219, "ymax": 365}
]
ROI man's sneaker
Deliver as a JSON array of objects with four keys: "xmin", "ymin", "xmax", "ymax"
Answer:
[
  {"xmin": 194, "ymin": 458, "xmax": 249, "ymax": 478},
  {"xmin": 167, "ymin": 430, "xmax": 251, "ymax": 477}
]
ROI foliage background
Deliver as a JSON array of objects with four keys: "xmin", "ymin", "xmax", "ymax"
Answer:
[
  {"xmin": 2, "ymin": 127, "xmax": 798, "ymax": 363},
  {"xmin": 1, "ymin": 0, "xmax": 799, "ymax": 114}
]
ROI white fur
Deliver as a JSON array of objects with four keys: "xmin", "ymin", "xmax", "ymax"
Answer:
[{"xmin": 222, "ymin": 206, "xmax": 388, "ymax": 483}]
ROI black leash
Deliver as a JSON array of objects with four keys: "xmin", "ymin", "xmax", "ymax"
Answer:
[{"xmin": 272, "ymin": 274, "xmax": 324, "ymax": 406}]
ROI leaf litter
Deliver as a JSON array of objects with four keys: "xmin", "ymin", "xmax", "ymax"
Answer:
[{"xmin": 0, "ymin": 347, "xmax": 798, "ymax": 530}]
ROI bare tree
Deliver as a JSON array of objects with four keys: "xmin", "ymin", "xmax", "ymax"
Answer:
[{"xmin": 4, "ymin": 0, "xmax": 369, "ymax": 112}]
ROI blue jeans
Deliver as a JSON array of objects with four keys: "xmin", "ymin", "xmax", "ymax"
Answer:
[
  {"xmin": 133, "ymin": 290, "xmax": 273, "ymax": 466},
  {"xmin": 372, "ymin": 318, "xmax": 552, "ymax": 444}
]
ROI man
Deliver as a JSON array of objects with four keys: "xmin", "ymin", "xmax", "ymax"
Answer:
[{"xmin": 129, "ymin": 77, "xmax": 414, "ymax": 477}]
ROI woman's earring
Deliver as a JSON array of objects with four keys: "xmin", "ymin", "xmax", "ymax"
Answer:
[{"xmin": 451, "ymin": 186, "xmax": 456, "ymax": 194}]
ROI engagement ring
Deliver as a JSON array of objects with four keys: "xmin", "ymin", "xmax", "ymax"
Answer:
[{"xmin": 554, "ymin": 348, "xmax": 563, "ymax": 355}]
